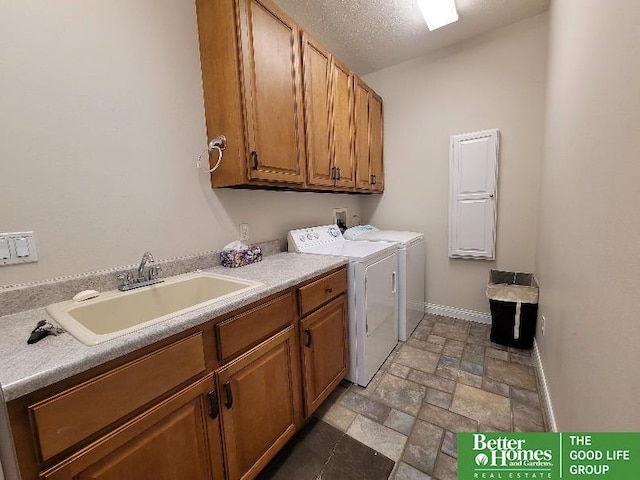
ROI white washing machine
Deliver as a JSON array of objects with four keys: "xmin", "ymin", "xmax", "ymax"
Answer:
[
  {"xmin": 344, "ymin": 225, "xmax": 425, "ymax": 341},
  {"xmin": 288, "ymin": 225, "xmax": 398, "ymax": 387}
]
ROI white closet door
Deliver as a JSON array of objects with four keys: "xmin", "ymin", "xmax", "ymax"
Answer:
[{"xmin": 449, "ymin": 129, "xmax": 499, "ymax": 259}]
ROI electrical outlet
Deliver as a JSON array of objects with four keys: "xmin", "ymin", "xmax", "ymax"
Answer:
[
  {"xmin": 332, "ymin": 208, "xmax": 347, "ymax": 229},
  {"xmin": 239, "ymin": 223, "xmax": 249, "ymax": 242},
  {"xmin": 541, "ymin": 315, "xmax": 546, "ymax": 336}
]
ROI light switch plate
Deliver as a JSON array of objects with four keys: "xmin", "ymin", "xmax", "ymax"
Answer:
[
  {"xmin": 0, "ymin": 231, "xmax": 38, "ymax": 266},
  {"xmin": 0, "ymin": 237, "xmax": 11, "ymax": 262}
]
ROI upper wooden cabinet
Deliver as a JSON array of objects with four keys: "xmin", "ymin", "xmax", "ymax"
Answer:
[
  {"xmin": 196, "ymin": 0, "xmax": 382, "ymax": 193},
  {"xmin": 369, "ymin": 91, "xmax": 385, "ymax": 192},
  {"xmin": 354, "ymin": 78, "xmax": 372, "ymax": 190},
  {"xmin": 196, "ymin": 0, "xmax": 306, "ymax": 187},
  {"xmin": 354, "ymin": 78, "xmax": 385, "ymax": 192},
  {"xmin": 301, "ymin": 33, "xmax": 355, "ymax": 190},
  {"xmin": 332, "ymin": 60, "xmax": 357, "ymax": 189}
]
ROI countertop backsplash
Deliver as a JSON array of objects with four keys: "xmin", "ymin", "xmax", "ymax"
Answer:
[{"xmin": 0, "ymin": 239, "xmax": 286, "ymax": 317}]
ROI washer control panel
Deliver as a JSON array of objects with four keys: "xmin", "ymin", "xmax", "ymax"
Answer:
[{"xmin": 287, "ymin": 225, "xmax": 344, "ymax": 252}]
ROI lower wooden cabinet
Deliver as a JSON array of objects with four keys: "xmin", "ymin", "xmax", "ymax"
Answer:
[
  {"xmin": 8, "ymin": 267, "xmax": 347, "ymax": 480},
  {"xmin": 300, "ymin": 295, "xmax": 348, "ymax": 416},
  {"xmin": 40, "ymin": 375, "xmax": 224, "ymax": 480},
  {"xmin": 215, "ymin": 325, "xmax": 302, "ymax": 480}
]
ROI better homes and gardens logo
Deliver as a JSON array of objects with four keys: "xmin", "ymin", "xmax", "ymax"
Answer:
[
  {"xmin": 474, "ymin": 433, "xmax": 553, "ymax": 469},
  {"xmin": 460, "ymin": 433, "xmax": 556, "ymax": 478}
]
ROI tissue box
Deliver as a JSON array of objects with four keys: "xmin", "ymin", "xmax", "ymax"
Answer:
[{"xmin": 220, "ymin": 245, "xmax": 262, "ymax": 268}]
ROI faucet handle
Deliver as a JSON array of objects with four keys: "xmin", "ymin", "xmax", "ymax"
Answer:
[
  {"xmin": 149, "ymin": 265, "xmax": 162, "ymax": 280},
  {"xmin": 116, "ymin": 271, "xmax": 133, "ymax": 287}
]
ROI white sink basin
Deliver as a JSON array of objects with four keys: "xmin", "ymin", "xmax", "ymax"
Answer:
[{"xmin": 46, "ymin": 272, "xmax": 263, "ymax": 345}]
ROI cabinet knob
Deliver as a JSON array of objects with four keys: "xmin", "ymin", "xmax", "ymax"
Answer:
[{"xmin": 325, "ymin": 286, "xmax": 333, "ymax": 294}]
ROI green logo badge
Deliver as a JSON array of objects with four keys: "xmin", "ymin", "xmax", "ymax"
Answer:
[{"xmin": 458, "ymin": 432, "xmax": 640, "ymax": 479}]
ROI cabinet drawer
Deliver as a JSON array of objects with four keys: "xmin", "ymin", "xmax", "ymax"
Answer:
[
  {"xmin": 30, "ymin": 333, "xmax": 206, "ymax": 462},
  {"xmin": 40, "ymin": 376, "xmax": 216, "ymax": 480},
  {"xmin": 216, "ymin": 293, "xmax": 294, "ymax": 361},
  {"xmin": 298, "ymin": 269, "xmax": 347, "ymax": 316}
]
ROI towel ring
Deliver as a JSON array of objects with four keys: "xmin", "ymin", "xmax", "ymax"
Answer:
[{"xmin": 197, "ymin": 135, "xmax": 226, "ymax": 173}]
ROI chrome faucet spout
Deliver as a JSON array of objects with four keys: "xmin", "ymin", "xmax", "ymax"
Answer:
[
  {"xmin": 137, "ymin": 251, "xmax": 155, "ymax": 281},
  {"xmin": 116, "ymin": 252, "xmax": 163, "ymax": 291}
]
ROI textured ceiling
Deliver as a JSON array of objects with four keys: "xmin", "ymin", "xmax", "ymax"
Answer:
[{"xmin": 272, "ymin": 0, "xmax": 550, "ymax": 75}]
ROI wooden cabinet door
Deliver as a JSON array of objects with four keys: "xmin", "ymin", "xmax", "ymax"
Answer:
[
  {"xmin": 354, "ymin": 79, "xmax": 384, "ymax": 192},
  {"xmin": 301, "ymin": 33, "xmax": 334, "ymax": 188},
  {"xmin": 354, "ymin": 78, "xmax": 372, "ymax": 190},
  {"xmin": 300, "ymin": 296, "xmax": 348, "ymax": 416},
  {"xmin": 332, "ymin": 59, "xmax": 355, "ymax": 189},
  {"xmin": 216, "ymin": 326, "xmax": 302, "ymax": 480},
  {"xmin": 369, "ymin": 92, "xmax": 384, "ymax": 192},
  {"xmin": 302, "ymin": 33, "xmax": 354, "ymax": 190},
  {"xmin": 42, "ymin": 377, "xmax": 224, "ymax": 480},
  {"xmin": 238, "ymin": 0, "xmax": 306, "ymax": 184}
]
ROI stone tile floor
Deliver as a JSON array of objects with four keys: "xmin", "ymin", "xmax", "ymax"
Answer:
[
  {"xmin": 314, "ymin": 314, "xmax": 547, "ymax": 479},
  {"xmin": 258, "ymin": 417, "xmax": 395, "ymax": 480}
]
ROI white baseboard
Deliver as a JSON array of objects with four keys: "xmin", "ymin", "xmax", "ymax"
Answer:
[
  {"xmin": 533, "ymin": 339, "xmax": 557, "ymax": 432},
  {"xmin": 426, "ymin": 303, "xmax": 492, "ymax": 324}
]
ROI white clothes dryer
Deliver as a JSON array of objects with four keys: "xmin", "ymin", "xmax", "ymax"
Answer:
[
  {"xmin": 288, "ymin": 225, "xmax": 398, "ymax": 387},
  {"xmin": 344, "ymin": 225, "xmax": 425, "ymax": 341}
]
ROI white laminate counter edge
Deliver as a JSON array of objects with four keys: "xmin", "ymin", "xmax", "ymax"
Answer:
[{"xmin": 0, "ymin": 253, "xmax": 347, "ymax": 402}]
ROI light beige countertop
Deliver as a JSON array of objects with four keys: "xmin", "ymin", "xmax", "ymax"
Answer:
[{"xmin": 0, "ymin": 252, "xmax": 347, "ymax": 402}]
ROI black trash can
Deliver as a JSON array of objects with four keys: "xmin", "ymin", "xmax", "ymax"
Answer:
[{"xmin": 486, "ymin": 270, "xmax": 539, "ymax": 349}]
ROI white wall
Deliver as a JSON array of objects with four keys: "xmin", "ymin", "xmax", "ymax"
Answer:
[
  {"xmin": 0, "ymin": 0, "xmax": 360, "ymax": 285},
  {"xmin": 535, "ymin": 0, "xmax": 640, "ymax": 430},
  {"xmin": 362, "ymin": 14, "xmax": 548, "ymax": 314}
]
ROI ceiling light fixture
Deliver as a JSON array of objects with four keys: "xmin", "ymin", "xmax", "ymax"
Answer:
[{"xmin": 417, "ymin": 0, "xmax": 459, "ymax": 31}]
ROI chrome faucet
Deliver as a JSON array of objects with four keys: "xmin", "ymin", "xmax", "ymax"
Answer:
[
  {"xmin": 137, "ymin": 251, "xmax": 155, "ymax": 281},
  {"xmin": 116, "ymin": 252, "xmax": 164, "ymax": 291}
]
